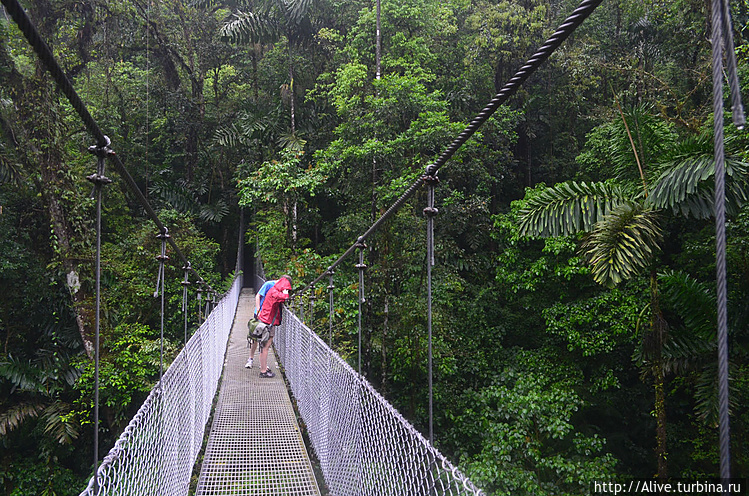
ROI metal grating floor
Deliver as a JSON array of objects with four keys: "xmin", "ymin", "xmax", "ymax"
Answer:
[{"xmin": 196, "ymin": 288, "xmax": 321, "ymax": 496}]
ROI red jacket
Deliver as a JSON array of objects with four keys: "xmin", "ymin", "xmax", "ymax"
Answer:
[{"xmin": 257, "ymin": 278, "xmax": 291, "ymax": 325}]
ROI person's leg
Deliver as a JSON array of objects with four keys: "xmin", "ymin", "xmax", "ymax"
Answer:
[
  {"xmin": 245, "ymin": 340, "xmax": 258, "ymax": 368},
  {"xmin": 259, "ymin": 336, "xmax": 273, "ymax": 373}
]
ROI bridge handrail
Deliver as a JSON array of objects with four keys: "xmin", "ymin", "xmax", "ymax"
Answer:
[
  {"xmin": 78, "ymin": 276, "xmax": 241, "ymax": 496},
  {"xmin": 268, "ymin": 276, "xmax": 485, "ymax": 495}
]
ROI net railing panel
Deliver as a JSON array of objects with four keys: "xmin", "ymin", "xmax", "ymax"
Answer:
[
  {"xmin": 79, "ymin": 276, "xmax": 241, "ymax": 496},
  {"xmin": 269, "ymin": 280, "xmax": 485, "ymax": 496}
]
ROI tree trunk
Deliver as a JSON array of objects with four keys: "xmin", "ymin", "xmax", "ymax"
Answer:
[
  {"xmin": 288, "ymin": 46, "xmax": 296, "ymax": 134},
  {"xmin": 1, "ymin": 35, "xmax": 97, "ymax": 357},
  {"xmin": 650, "ymin": 272, "xmax": 668, "ymax": 480}
]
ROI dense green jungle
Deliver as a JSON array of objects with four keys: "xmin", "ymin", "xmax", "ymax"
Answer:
[{"xmin": 1, "ymin": 0, "xmax": 749, "ymax": 493}]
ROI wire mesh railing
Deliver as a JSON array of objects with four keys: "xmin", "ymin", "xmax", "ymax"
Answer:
[
  {"xmin": 78, "ymin": 276, "xmax": 241, "ymax": 496},
  {"xmin": 264, "ymin": 276, "xmax": 484, "ymax": 495}
]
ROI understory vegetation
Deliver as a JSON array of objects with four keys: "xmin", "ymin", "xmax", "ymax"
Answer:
[{"xmin": 1, "ymin": 0, "xmax": 748, "ymax": 494}]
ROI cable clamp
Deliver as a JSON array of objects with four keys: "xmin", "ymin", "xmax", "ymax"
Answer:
[
  {"xmin": 86, "ymin": 172, "xmax": 112, "ymax": 186},
  {"xmin": 87, "ymin": 136, "xmax": 115, "ymax": 158},
  {"xmin": 423, "ymin": 206, "xmax": 439, "ymax": 217},
  {"xmin": 425, "ymin": 164, "xmax": 439, "ymax": 176}
]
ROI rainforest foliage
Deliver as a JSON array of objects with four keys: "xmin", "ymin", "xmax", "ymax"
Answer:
[{"xmin": 1, "ymin": 0, "xmax": 749, "ymax": 494}]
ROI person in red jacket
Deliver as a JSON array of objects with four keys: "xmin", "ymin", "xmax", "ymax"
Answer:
[{"xmin": 255, "ymin": 275, "xmax": 292, "ymax": 378}]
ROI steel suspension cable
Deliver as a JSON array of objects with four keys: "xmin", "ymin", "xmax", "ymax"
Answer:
[
  {"xmin": 295, "ymin": 0, "xmax": 605, "ymax": 297},
  {"xmin": 709, "ymin": 0, "xmax": 743, "ymax": 484},
  {"xmin": 1, "ymin": 0, "xmax": 216, "ymax": 294}
]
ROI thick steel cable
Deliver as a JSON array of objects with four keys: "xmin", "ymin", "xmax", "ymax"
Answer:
[
  {"xmin": 1, "ymin": 0, "xmax": 215, "ymax": 294},
  {"xmin": 710, "ymin": 0, "xmax": 734, "ymax": 484},
  {"xmin": 720, "ymin": 0, "xmax": 745, "ymax": 129},
  {"xmin": 295, "ymin": 0, "xmax": 604, "ymax": 297}
]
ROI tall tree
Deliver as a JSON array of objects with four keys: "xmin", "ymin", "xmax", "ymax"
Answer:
[{"xmin": 518, "ymin": 108, "xmax": 749, "ymax": 478}]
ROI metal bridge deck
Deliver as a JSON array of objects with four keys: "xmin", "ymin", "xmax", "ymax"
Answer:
[{"xmin": 195, "ymin": 288, "xmax": 321, "ymax": 496}]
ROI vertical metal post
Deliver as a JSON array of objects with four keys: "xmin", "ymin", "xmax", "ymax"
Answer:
[
  {"xmin": 328, "ymin": 268, "xmax": 335, "ymax": 348},
  {"xmin": 86, "ymin": 137, "xmax": 113, "ymax": 494},
  {"xmin": 309, "ymin": 292, "xmax": 316, "ymax": 327},
  {"xmin": 355, "ymin": 239, "xmax": 367, "ymax": 375},
  {"xmin": 156, "ymin": 229, "xmax": 170, "ymax": 381},
  {"xmin": 423, "ymin": 174, "xmax": 439, "ymax": 444},
  {"xmin": 197, "ymin": 284, "xmax": 203, "ymax": 323},
  {"xmin": 182, "ymin": 263, "xmax": 191, "ymax": 344}
]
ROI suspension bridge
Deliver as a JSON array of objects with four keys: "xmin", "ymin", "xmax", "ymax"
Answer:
[{"xmin": 2, "ymin": 0, "xmax": 742, "ymax": 492}]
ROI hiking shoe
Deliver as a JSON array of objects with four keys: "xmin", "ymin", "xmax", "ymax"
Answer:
[
  {"xmin": 245, "ymin": 358, "xmax": 253, "ymax": 368},
  {"xmin": 260, "ymin": 369, "xmax": 275, "ymax": 378}
]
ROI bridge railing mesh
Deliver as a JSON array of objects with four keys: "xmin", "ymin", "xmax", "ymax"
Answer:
[
  {"xmin": 273, "ymin": 293, "xmax": 484, "ymax": 495},
  {"xmin": 79, "ymin": 276, "xmax": 241, "ymax": 496}
]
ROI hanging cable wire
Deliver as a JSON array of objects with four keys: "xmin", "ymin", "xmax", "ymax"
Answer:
[
  {"xmin": 86, "ymin": 139, "xmax": 113, "ymax": 493},
  {"xmin": 355, "ymin": 240, "xmax": 367, "ymax": 375},
  {"xmin": 156, "ymin": 229, "xmax": 170, "ymax": 381},
  {"xmin": 327, "ymin": 268, "xmax": 335, "ymax": 347},
  {"xmin": 709, "ymin": 0, "xmax": 744, "ymax": 484},
  {"xmin": 182, "ymin": 263, "xmax": 191, "ymax": 344},
  {"xmin": 424, "ymin": 175, "xmax": 438, "ymax": 444}
]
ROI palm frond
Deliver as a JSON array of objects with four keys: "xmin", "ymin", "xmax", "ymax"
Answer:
[
  {"xmin": 277, "ymin": 132, "xmax": 306, "ymax": 152},
  {"xmin": 580, "ymin": 203, "xmax": 662, "ymax": 287},
  {"xmin": 213, "ymin": 124, "xmax": 247, "ymax": 148},
  {"xmin": 518, "ymin": 181, "xmax": 628, "ymax": 237},
  {"xmin": 42, "ymin": 403, "xmax": 80, "ymax": 444},
  {"xmin": 199, "ymin": 199, "xmax": 230, "ymax": 223},
  {"xmin": 658, "ymin": 270, "xmax": 716, "ymax": 336},
  {"xmin": 661, "ymin": 333, "xmax": 715, "ymax": 375},
  {"xmin": 282, "ymin": 0, "xmax": 313, "ymax": 25},
  {"xmin": 0, "ymin": 401, "xmax": 46, "ymax": 436},
  {"xmin": 609, "ymin": 104, "xmax": 675, "ymax": 183},
  {"xmin": 694, "ymin": 363, "xmax": 740, "ymax": 426},
  {"xmin": 221, "ymin": 10, "xmax": 280, "ymax": 44},
  {"xmin": 649, "ymin": 135, "xmax": 749, "ymax": 219},
  {"xmin": 0, "ymin": 357, "xmax": 44, "ymax": 391},
  {"xmin": 148, "ymin": 180, "xmax": 200, "ymax": 215},
  {"xmin": 213, "ymin": 113, "xmax": 275, "ymax": 148}
]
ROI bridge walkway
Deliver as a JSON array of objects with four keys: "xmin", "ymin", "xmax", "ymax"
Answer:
[{"xmin": 195, "ymin": 288, "xmax": 321, "ymax": 496}]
